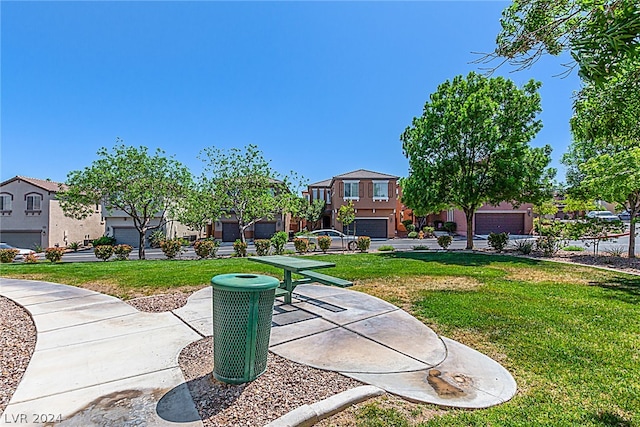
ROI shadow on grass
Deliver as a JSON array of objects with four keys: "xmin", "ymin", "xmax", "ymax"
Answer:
[
  {"xmin": 381, "ymin": 250, "xmax": 544, "ymax": 267},
  {"xmin": 590, "ymin": 275, "xmax": 640, "ymax": 305},
  {"xmin": 590, "ymin": 410, "xmax": 633, "ymax": 427}
]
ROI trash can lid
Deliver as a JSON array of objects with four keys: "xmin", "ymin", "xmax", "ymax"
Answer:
[{"xmin": 211, "ymin": 273, "xmax": 280, "ymax": 291}]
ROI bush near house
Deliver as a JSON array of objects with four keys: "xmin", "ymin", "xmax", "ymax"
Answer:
[
  {"xmin": 160, "ymin": 239, "xmax": 185, "ymax": 259},
  {"xmin": 194, "ymin": 239, "xmax": 220, "ymax": 259},
  {"xmin": 68, "ymin": 241, "xmax": 81, "ymax": 252},
  {"xmin": 23, "ymin": 253, "xmax": 38, "ymax": 264},
  {"xmin": 317, "ymin": 235, "xmax": 332, "ymax": 253},
  {"xmin": 92, "ymin": 236, "xmax": 116, "ymax": 247},
  {"xmin": 270, "ymin": 231, "xmax": 288, "ymax": 255},
  {"xmin": 293, "ymin": 238, "xmax": 309, "ymax": 253},
  {"xmin": 437, "ymin": 235, "xmax": 452, "ymax": 249},
  {"xmin": 408, "ymin": 231, "xmax": 418, "ymax": 239},
  {"xmin": 422, "ymin": 226, "xmax": 435, "ymax": 237},
  {"xmin": 514, "ymin": 239, "xmax": 534, "ymax": 255},
  {"xmin": 254, "ymin": 239, "xmax": 271, "ymax": 256},
  {"xmin": 94, "ymin": 245, "xmax": 114, "ymax": 261},
  {"xmin": 488, "ymin": 232, "xmax": 509, "ymax": 252},
  {"xmin": 45, "ymin": 247, "xmax": 65, "ymax": 263},
  {"xmin": 113, "ymin": 244, "xmax": 133, "ymax": 260},
  {"xmin": 443, "ymin": 221, "xmax": 457, "ymax": 233},
  {"xmin": 356, "ymin": 236, "xmax": 371, "ymax": 252},
  {"xmin": 0, "ymin": 249, "xmax": 19, "ymax": 263},
  {"xmin": 233, "ymin": 239, "xmax": 248, "ymax": 257}
]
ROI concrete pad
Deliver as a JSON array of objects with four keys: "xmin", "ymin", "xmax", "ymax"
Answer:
[
  {"xmin": 0, "ymin": 279, "xmax": 77, "ymax": 297},
  {"xmin": 183, "ymin": 316, "xmax": 213, "ymax": 337},
  {"xmin": 1, "ymin": 368, "xmax": 202, "ymax": 427},
  {"xmin": 343, "ymin": 337, "xmax": 517, "ymax": 409},
  {"xmin": 15, "ymin": 289, "xmax": 102, "ymax": 306},
  {"xmin": 293, "ymin": 298, "xmax": 397, "ymax": 326},
  {"xmin": 270, "ymin": 327, "xmax": 428, "ymax": 373},
  {"xmin": 269, "ymin": 317, "xmax": 337, "ymax": 346},
  {"xmin": 10, "ymin": 323, "xmax": 201, "ymax": 403},
  {"xmin": 35, "ymin": 312, "xmax": 183, "ymax": 351},
  {"xmin": 172, "ymin": 296, "xmax": 212, "ymax": 325},
  {"xmin": 25, "ymin": 294, "xmax": 121, "ymax": 316},
  {"xmin": 31, "ymin": 301, "xmax": 138, "ymax": 332},
  {"xmin": 293, "ymin": 284, "xmax": 352, "ymax": 300},
  {"xmin": 186, "ymin": 287, "xmax": 211, "ymax": 300},
  {"xmin": 272, "ymin": 309, "xmax": 319, "ymax": 326},
  {"xmin": 0, "ymin": 285, "xmax": 98, "ymax": 301},
  {"xmin": 345, "ymin": 310, "xmax": 447, "ymax": 367}
]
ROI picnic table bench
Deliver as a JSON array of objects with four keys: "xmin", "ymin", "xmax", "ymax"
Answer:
[{"xmin": 248, "ymin": 255, "xmax": 352, "ymax": 304}]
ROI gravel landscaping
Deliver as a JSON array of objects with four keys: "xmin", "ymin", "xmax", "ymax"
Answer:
[
  {"xmin": 0, "ymin": 296, "xmax": 36, "ymax": 414},
  {"xmin": 126, "ymin": 293, "xmax": 189, "ymax": 312}
]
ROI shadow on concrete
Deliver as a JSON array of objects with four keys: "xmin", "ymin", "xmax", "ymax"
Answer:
[{"xmin": 156, "ymin": 381, "xmax": 203, "ymax": 423}]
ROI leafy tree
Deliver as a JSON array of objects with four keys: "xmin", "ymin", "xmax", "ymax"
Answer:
[
  {"xmin": 171, "ymin": 179, "xmax": 221, "ymax": 238},
  {"xmin": 199, "ymin": 144, "xmax": 302, "ymax": 243},
  {"xmin": 533, "ymin": 199, "xmax": 559, "ymax": 217},
  {"xmin": 58, "ymin": 143, "xmax": 191, "ymax": 259},
  {"xmin": 304, "ymin": 199, "xmax": 326, "ymax": 231},
  {"xmin": 563, "ymin": 195, "xmax": 596, "ymax": 218},
  {"xmin": 487, "ymin": 0, "xmax": 640, "ymax": 84},
  {"xmin": 401, "ymin": 72, "xmax": 554, "ymax": 250},
  {"xmin": 337, "ymin": 200, "xmax": 356, "ymax": 249}
]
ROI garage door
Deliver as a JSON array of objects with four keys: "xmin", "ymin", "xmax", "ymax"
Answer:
[
  {"xmin": 475, "ymin": 213, "xmax": 525, "ymax": 235},
  {"xmin": 254, "ymin": 222, "xmax": 276, "ymax": 240},
  {"xmin": 0, "ymin": 231, "xmax": 42, "ymax": 250},
  {"xmin": 344, "ymin": 219, "xmax": 388, "ymax": 239},
  {"xmin": 222, "ymin": 222, "xmax": 241, "ymax": 242},
  {"xmin": 113, "ymin": 227, "xmax": 152, "ymax": 248}
]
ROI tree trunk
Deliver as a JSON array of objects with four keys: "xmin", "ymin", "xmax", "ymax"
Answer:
[
  {"xmin": 138, "ymin": 229, "xmax": 146, "ymax": 260},
  {"xmin": 629, "ymin": 212, "xmax": 637, "ymax": 258},
  {"xmin": 464, "ymin": 209, "xmax": 474, "ymax": 250},
  {"xmin": 239, "ymin": 222, "xmax": 247, "ymax": 244}
]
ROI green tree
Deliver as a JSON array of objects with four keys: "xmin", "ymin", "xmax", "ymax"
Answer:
[
  {"xmin": 489, "ymin": 0, "xmax": 640, "ymax": 84},
  {"xmin": 58, "ymin": 142, "xmax": 191, "ymax": 259},
  {"xmin": 304, "ymin": 199, "xmax": 326, "ymax": 231},
  {"xmin": 337, "ymin": 200, "xmax": 356, "ymax": 250},
  {"xmin": 171, "ymin": 179, "xmax": 221, "ymax": 238},
  {"xmin": 401, "ymin": 72, "xmax": 554, "ymax": 250},
  {"xmin": 199, "ymin": 144, "xmax": 302, "ymax": 243}
]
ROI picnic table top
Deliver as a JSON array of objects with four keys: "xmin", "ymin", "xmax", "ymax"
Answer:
[{"xmin": 248, "ymin": 255, "xmax": 335, "ymax": 272}]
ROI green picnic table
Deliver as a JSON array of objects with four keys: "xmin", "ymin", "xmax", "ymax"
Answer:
[{"xmin": 248, "ymin": 255, "xmax": 352, "ymax": 304}]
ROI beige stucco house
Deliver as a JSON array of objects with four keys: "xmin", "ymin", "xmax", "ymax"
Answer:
[{"xmin": 0, "ymin": 176, "xmax": 105, "ymax": 249}]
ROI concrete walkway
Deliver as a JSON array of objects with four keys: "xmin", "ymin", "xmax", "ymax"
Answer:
[{"xmin": 1, "ymin": 278, "xmax": 516, "ymax": 426}]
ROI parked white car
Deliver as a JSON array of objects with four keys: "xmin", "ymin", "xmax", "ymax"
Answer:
[
  {"xmin": 298, "ymin": 229, "xmax": 358, "ymax": 250},
  {"xmin": 586, "ymin": 211, "xmax": 620, "ymax": 222},
  {"xmin": 0, "ymin": 242, "xmax": 35, "ymax": 258}
]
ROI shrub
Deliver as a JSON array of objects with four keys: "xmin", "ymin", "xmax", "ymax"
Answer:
[
  {"xmin": 23, "ymin": 253, "xmax": 38, "ymax": 263},
  {"xmin": 293, "ymin": 238, "xmax": 309, "ymax": 253},
  {"xmin": 422, "ymin": 226, "xmax": 435, "ymax": 237},
  {"xmin": 437, "ymin": 235, "xmax": 452, "ymax": 249},
  {"xmin": 194, "ymin": 239, "xmax": 220, "ymax": 259},
  {"xmin": 113, "ymin": 244, "xmax": 133, "ymax": 260},
  {"xmin": 0, "ymin": 249, "xmax": 19, "ymax": 263},
  {"xmin": 45, "ymin": 247, "xmax": 65, "ymax": 263},
  {"xmin": 254, "ymin": 239, "xmax": 271, "ymax": 256},
  {"xmin": 160, "ymin": 239, "xmax": 184, "ymax": 259},
  {"xmin": 68, "ymin": 241, "xmax": 81, "ymax": 252},
  {"xmin": 412, "ymin": 245, "xmax": 429, "ymax": 250},
  {"xmin": 233, "ymin": 239, "xmax": 248, "ymax": 257},
  {"xmin": 317, "ymin": 235, "xmax": 332, "ymax": 253},
  {"xmin": 487, "ymin": 232, "xmax": 509, "ymax": 252},
  {"xmin": 92, "ymin": 236, "xmax": 116, "ymax": 247},
  {"xmin": 94, "ymin": 245, "xmax": 114, "ymax": 261},
  {"xmin": 406, "ymin": 224, "xmax": 416, "ymax": 233},
  {"xmin": 283, "ymin": 249, "xmax": 296, "ymax": 255},
  {"xmin": 408, "ymin": 231, "xmax": 419, "ymax": 239},
  {"xmin": 378, "ymin": 245, "xmax": 395, "ymax": 252},
  {"xmin": 401, "ymin": 219, "xmax": 413, "ymax": 228},
  {"xmin": 148, "ymin": 230, "xmax": 165, "ymax": 248},
  {"xmin": 605, "ymin": 246, "xmax": 625, "ymax": 257},
  {"xmin": 514, "ymin": 239, "xmax": 534, "ymax": 255},
  {"xmin": 563, "ymin": 245, "xmax": 584, "ymax": 252},
  {"xmin": 536, "ymin": 236, "xmax": 561, "ymax": 257},
  {"xmin": 443, "ymin": 221, "xmax": 457, "ymax": 233},
  {"xmin": 270, "ymin": 231, "xmax": 288, "ymax": 255},
  {"xmin": 356, "ymin": 236, "xmax": 371, "ymax": 252}
]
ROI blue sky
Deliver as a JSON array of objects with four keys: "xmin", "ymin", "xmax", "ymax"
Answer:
[{"xmin": 1, "ymin": 1, "xmax": 581, "ymax": 187}]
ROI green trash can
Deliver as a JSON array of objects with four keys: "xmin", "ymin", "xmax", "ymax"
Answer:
[{"xmin": 211, "ymin": 273, "xmax": 279, "ymax": 384}]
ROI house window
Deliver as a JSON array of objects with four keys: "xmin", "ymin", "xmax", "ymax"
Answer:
[
  {"xmin": 0, "ymin": 194, "xmax": 12, "ymax": 211},
  {"xmin": 344, "ymin": 181, "xmax": 359, "ymax": 200},
  {"xmin": 373, "ymin": 181, "xmax": 389, "ymax": 201},
  {"xmin": 312, "ymin": 188, "xmax": 318, "ymax": 201},
  {"xmin": 26, "ymin": 195, "xmax": 42, "ymax": 211}
]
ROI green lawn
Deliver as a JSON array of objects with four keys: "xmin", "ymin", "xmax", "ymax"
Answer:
[{"xmin": 2, "ymin": 252, "xmax": 639, "ymax": 425}]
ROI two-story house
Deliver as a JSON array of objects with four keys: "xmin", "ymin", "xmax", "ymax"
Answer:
[
  {"xmin": 308, "ymin": 170, "xmax": 399, "ymax": 238},
  {"xmin": 0, "ymin": 176, "xmax": 104, "ymax": 249}
]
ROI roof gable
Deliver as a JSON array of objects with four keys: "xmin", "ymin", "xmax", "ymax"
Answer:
[
  {"xmin": 332, "ymin": 169, "xmax": 398, "ymax": 180},
  {"xmin": 0, "ymin": 176, "xmax": 66, "ymax": 193}
]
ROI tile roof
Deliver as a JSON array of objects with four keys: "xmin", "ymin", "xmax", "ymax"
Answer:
[
  {"xmin": 332, "ymin": 169, "xmax": 398, "ymax": 180},
  {"xmin": 0, "ymin": 176, "xmax": 67, "ymax": 192},
  {"xmin": 308, "ymin": 179, "xmax": 332, "ymax": 187}
]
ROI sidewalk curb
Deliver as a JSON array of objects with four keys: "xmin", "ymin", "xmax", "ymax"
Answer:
[{"xmin": 264, "ymin": 385, "xmax": 384, "ymax": 427}]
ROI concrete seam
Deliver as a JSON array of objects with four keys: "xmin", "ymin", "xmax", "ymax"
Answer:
[{"xmin": 171, "ymin": 311, "xmax": 206, "ymax": 339}]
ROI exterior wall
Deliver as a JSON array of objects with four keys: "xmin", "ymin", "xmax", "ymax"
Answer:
[
  {"xmin": 211, "ymin": 213, "xmax": 289, "ymax": 240},
  {"xmin": 0, "ymin": 178, "xmax": 102, "ymax": 248},
  {"xmin": 48, "ymin": 200, "xmax": 104, "ymax": 247},
  {"xmin": 329, "ymin": 178, "xmax": 397, "ymax": 238}
]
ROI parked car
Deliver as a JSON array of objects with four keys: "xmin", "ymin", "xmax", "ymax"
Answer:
[
  {"xmin": 300, "ymin": 229, "xmax": 358, "ymax": 251},
  {"xmin": 0, "ymin": 242, "xmax": 35, "ymax": 258},
  {"xmin": 617, "ymin": 210, "xmax": 639, "ymax": 221},
  {"xmin": 586, "ymin": 211, "xmax": 620, "ymax": 222}
]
